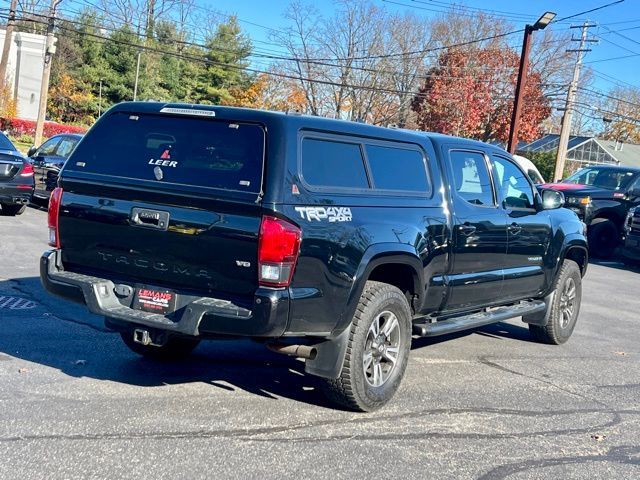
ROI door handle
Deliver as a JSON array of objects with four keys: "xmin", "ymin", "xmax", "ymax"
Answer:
[
  {"xmin": 459, "ymin": 224, "xmax": 476, "ymax": 236},
  {"xmin": 508, "ymin": 223, "xmax": 522, "ymax": 235}
]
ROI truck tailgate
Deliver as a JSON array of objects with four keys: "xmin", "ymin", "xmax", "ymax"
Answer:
[{"xmin": 58, "ymin": 183, "xmax": 261, "ymax": 298}]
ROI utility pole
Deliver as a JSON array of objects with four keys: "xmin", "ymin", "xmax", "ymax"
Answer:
[
  {"xmin": 553, "ymin": 21, "xmax": 597, "ymax": 181},
  {"xmin": 0, "ymin": 0, "xmax": 18, "ymax": 86},
  {"xmin": 133, "ymin": 51, "xmax": 141, "ymax": 101},
  {"xmin": 34, "ymin": 0, "xmax": 62, "ymax": 146},
  {"xmin": 507, "ymin": 11, "xmax": 556, "ymax": 154},
  {"xmin": 98, "ymin": 80, "xmax": 102, "ymax": 116}
]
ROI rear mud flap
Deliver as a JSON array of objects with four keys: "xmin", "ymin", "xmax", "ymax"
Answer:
[{"xmin": 304, "ymin": 327, "xmax": 351, "ymax": 379}]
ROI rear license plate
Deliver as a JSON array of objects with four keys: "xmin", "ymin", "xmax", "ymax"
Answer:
[{"xmin": 133, "ymin": 287, "xmax": 176, "ymax": 314}]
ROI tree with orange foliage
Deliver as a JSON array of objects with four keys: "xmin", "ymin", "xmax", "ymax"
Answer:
[
  {"xmin": 411, "ymin": 47, "xmax": 551, "ymax": 144},
  {"xmin": 47, "ymin": 74, "xmax": 96, "ymax": 125},
  {"xmin": 227, "ymin": 73, "xmax": 307, "ymax": 112}
]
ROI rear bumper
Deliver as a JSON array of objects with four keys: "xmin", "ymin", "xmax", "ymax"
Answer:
[
  {"xmin": 40, "ymin": 249, "xmax": 290, "ymax": 338},
  {"xmin": 0, "ymin": 183, "xmax": 33, "ymax": 204}
]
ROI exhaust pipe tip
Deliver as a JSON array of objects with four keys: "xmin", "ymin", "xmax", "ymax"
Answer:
[{"xmin": 266, "ymin": 342, "xmax": 317, "ymax": 360}]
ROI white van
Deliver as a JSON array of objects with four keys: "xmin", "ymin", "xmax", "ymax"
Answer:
[{"xmin": 513, "ymin": 154, "xmax": 545, "ymax": 184}]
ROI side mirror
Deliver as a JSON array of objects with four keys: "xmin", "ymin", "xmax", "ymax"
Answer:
[
  {"xmin": 27, "ymin": 146, "xmax": 37, "ymax": 157},
  {"xmin": 540, "ymin": 189, "xmax": 565, "ymax": 210}
]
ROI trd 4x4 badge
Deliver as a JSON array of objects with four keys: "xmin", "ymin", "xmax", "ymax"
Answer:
[{"xmin": 294, "ymin": 206, "xmax": 352, "ymax": 222}]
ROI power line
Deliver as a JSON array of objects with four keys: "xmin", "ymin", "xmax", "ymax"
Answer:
[
  {"xmin": 4, "ymin": 12, "xmax": 563, "ymax": 108},
  {"xmin": 577, "ymin": 86, "xmax": 640, "ymax": 109},
  {"xmin": 551, "ymin": 0, "xmax": 625, "ymax": 23},
  {"xmin": 584, "ymin": 52, "xmax": 640, "ymax": 63},
  {"xmin": 595, "ymin": 34, "xmax": 640, "ymax": 56},
  {"xmin": 382, "ymin": 0, "xmax": 535, "ymax": 23},
  {"xmin": 590, "ymin": 68, "xmax": 639, "ymax": 88},
  {"xmin": 306, "ymin": 0, "xmax": 627, "ymax": 62},
  {"xmin": 601, "ymin": 24, "xmax": 640, "ymax": 46},
  {"xmin": 408, "ymin": 0, "xmax": 542, "ymax": 21},
  {"xmin": 9, "ymin": 7, "xmax": 547, "ymax": 83}
]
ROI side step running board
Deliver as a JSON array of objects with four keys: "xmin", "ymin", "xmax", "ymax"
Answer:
[{"xmin": 412, "ymin": 300, "xmax": 546, "ymax": 337}]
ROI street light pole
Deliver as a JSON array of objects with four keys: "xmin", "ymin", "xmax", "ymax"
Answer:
[{"xmin": 507, "ymin": 11, "xmax": 556, "ymax": 154}]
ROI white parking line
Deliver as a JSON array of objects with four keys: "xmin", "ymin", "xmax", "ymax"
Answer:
[{"xmin": 0, "ymin": 296, "xmax": 37, "ymax": 310}]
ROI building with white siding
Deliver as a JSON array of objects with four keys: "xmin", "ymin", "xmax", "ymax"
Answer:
[{"xmin": 0, "ymin": 28, "xmax": 47, "ymax": 121}]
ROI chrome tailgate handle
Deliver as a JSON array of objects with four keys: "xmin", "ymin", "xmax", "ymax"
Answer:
[{"xmin": 130, "ymin": 208, "xmax": 169, "ymax": 230}]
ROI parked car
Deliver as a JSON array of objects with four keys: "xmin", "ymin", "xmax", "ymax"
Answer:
[
  {"xmin": 541, "ymin": 164, "xmax": 640, "ymax": 258},
  {"xmin": 41, "ymin": 102, "xmax": 588, "ymax": 411},
  {"xmin": 513, "ymin": 154, "xmax": 545, "ymax": 184},
  {"xmin": 622, "ymin": 207, "xmax": 640, "ymax": 266},
  {"xmin": 0, "ymin": 131, "xmax": 34, "ymax": 216},
  {"xmin": 28, "ymin": 133, "xmax": 83, "ymax": 203}
]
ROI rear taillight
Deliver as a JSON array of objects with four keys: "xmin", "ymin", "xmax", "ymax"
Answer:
[
  {"xmin": 20, "ymin": 163, "xmax": 34, "ymax": 177},
  {"xmin": 48, "ymin": 187, "xmax": 63, "ymax": 248},
  {"xmin": 258, "ymin": 215, "xmax": 301, "ymax": 287}
]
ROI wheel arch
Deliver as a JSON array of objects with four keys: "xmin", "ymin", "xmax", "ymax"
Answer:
[
  {"xmin": 564, "ymin": 246, "xmax": 588, "ymax": 276},
  {"xmin": 336, "ymin": 243, "xmax": 424, "ymax": 335}
]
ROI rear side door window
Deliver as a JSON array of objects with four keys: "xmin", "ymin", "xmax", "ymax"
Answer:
[{"xmin": 449, "ymin": 150, "xmax": 495, "ymax": 206}]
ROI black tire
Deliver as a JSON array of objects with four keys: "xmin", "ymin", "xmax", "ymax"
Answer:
[
  {"xmin": 119, "ymin": 331, "xmax": 200, "ymax": 360},
  {"xmin": 587, "ymin": 219, "xmax": 618, "ymax": 258},
  {"xmin": 0, "ymin": 203, "xmax": 26, "ymax": 216},
  {"xmin": 31, "ymin": 196, "xmax": 50, "ymax": 209},
  {"xmin": 321, "ymin": 281, "xmax": 412, "ymax": 412},
  {"xmin": 621, "ymin": 254, "xmax": 640, "ymax": 268},
  {"xmin": 529, "ymin": 260, "xmax": 582, "ymax": 345}
]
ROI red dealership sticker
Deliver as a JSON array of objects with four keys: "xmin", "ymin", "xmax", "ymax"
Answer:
[{"xmin": 134, "ymin": 288, "xmax": 176, "ymax": 314}]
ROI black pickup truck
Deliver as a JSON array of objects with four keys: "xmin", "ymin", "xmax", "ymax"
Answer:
[
  {"xmin": 41, "ymin": 103, "xmax": 588, "ymax": 411},
  {"xmin": 541, "ymin": 165, "xmax": 640, "ymax": 258}
]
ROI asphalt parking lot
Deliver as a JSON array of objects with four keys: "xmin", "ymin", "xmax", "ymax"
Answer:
[{"xmin": 1, "ymin": 206, "xmax": 639, "ymax": 479}]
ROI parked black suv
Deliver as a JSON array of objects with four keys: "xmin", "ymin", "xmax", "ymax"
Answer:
[
  {"xmin": 41, "ymin": 103, "xmax": 588, "ymax": 411},
  {"xmin": 542, "ymin": 165, "xmax": 640, "ymax": 258}
]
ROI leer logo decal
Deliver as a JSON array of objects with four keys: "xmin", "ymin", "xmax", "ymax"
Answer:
[{"xmin": 294, "ymin": 206, "xmax": 352, "ymax": 222}]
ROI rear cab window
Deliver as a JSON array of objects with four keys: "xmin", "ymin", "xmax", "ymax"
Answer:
[
  {"xmin": 365, "ymin": 144, "xmax": 428, "ymax": 192},
  {"xmin": 301, "ymin": 138, "xmax": 368, "ymax": 189},
  {"xmin": 299, "ymin": 134, "xmax": 431, "ymax": 195},
  {"xmin": 64, "ymin": 111, "xmax": 265, "ymax": 195}
]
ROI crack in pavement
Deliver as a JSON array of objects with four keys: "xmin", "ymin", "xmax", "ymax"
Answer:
[
  {"xmin": 477, "ymin": 445, "xmax": 640, "ymax": 479},
  {"xmin": 0, "ymin": 407, "xmax": 637, "ymax": 444},
  {"xmin": 478, "ymin": 356, "xmax": 612, "ymax": 408}
]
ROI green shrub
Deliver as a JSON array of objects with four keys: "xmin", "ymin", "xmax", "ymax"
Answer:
[{"xmin": 18, "ymin": 134, "xmax": 34, "ymax": 145}]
